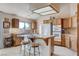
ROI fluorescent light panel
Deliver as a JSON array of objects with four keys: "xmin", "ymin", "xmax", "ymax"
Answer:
[
  {"xmin": 40, "ymin": 10, "xmax": 56, "ymax": 15},
  {"xmin": 33, "ymin": 6, "xmax": 57, "ymax": 15},
  {"xmin": 33, "ymin": 6, "xmax": 53, "ymax": 13}
]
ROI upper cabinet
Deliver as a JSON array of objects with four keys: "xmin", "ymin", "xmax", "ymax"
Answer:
[
  {"xmin": 71, "ymin": 15, "xmax": 77, "ymax": 28},
  {"xmin": 53, "ymin": 18, "xmax": 61, "ymax": 25},
  {"xmin": 31, "ymin": 20, "xmax": 37, "ymax": 29},
  {"xmin": 62, "ymin": 18, "xmax": 72, "ymax": 29},
  {"xmin": 12, "ymin": 18, "xmax": 19, "ymax": 28},
  {"xmin": 43, "ymin": 18, "xmax": 61, "ymax": 25},
  {"xmin": 31, "ymin": 20, "xmax": 37, "ymax": 33}
]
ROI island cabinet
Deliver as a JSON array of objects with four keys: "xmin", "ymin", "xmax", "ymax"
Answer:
[
  {"xmin": 12, "ymin": 18, "xmax": 19, "ymax": 28},
  {"xmin": 62, "ymin": 18, "xmax": 72, "ymax": 29}
]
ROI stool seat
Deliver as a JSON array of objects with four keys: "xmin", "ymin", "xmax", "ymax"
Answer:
[
  {"xmin": 22, "ymin": 41, "xmax": 30, "ymax": 45},
  {"xmin": 20, "ymin": 41, "xmax": 30, "ymax": 56},
  {"xmin": 29, "ymin": 43, "xmax": 40, "ymax": 56},
  {"xmin": 31, "ymin": 43, "xmax": 39, "ymax": 47}
]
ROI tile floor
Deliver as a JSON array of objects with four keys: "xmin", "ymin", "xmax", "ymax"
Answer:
[{"xmin": 0, "ymin": 46, "xmax": 77, "ymax": 56}]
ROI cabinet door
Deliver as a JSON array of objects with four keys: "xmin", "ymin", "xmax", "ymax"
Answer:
[
  {"xmin": 53, "ymin": 19, "xmax": 61, "ymax": 25},
  {"xmin": 63, "ymin": 18, "xmax": 72, "ymax": 28},
  {"xmin": 61, "ymin": 34, "xmax": 66, "ymax": 47},
  {"xmin": 31, "ymin": 20, "xmax": 37, "ymax": 33},
  {"xmin": 12, "ymin": 18, "xmax": 19, "ymax": 28},
  {"xmin": 72, "ymin": 15, "xmax": 77, "ymax": 28},
  {"xmin": 32, "ymin": 20, "xmax": 37, "ymax": 29},
  {"xmin": 12, "ymin": 34, "xmax": 22, "ymax": 46}
]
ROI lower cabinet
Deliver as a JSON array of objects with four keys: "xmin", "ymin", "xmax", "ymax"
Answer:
[
  {"xmin": 4, "ymin": 37, "xmax": 13, "ymax": 48},
  {"xmin": 12, "ymin": 34, "xmax": 23, "ymax": 46},
  {"xmin": 61, "ymin": 34, "xmax": 66, "ymax": 47}
]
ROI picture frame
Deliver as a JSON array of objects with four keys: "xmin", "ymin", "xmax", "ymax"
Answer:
[{"xmin": 3, "ymin": 18, "xmax": 10, "ymax": 28}]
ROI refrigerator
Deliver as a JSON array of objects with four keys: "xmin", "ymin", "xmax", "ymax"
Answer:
[{"xmin": 41, "ymin": 24, "xmax": 61, "ymax": 39}]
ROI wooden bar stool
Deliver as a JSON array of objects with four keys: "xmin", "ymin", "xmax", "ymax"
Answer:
[
  {"xmin": 29, "ymin": 43, "xmax": 40, "ymax": 56},
  {"xmin": 20, "ymin": 40, "xmax": 30, "ymax": 56},
  {"xmin": 22, "ymin": 41, "xmax": 30, "ymax": 56}
]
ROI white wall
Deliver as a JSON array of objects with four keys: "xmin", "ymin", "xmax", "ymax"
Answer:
[
  {"xmin": 0, "ymin": 12, "xmax": 32, "ymax": 49},
  {"xmin": 0, "ymin": 16, "xmax": 4, "ymax": 48}
]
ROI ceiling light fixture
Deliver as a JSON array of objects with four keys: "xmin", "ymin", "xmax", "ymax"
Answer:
[
  {"xmin": 33, "ymin": 5, "xmax": 58, "ymax": 15},
  {"xmin": 40, "ymin": 10, "xmax": 56, "ymax": 15}
]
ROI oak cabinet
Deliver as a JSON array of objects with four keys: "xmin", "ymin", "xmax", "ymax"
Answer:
[
  {"xmin": 32, "ymin": 20, "xmax": 37, "ymax": 29},
  {"xmin": 12, "ymin": 34, "xmax": 22, "ymax": 46},
  {"xmin": 53, "ymin": 19, "xmax": 61, "ymax": 25},
  {"xmin": 12, "ymin": 18, "xmax": 19, "ymax": 28},
  {"xmin": 43, "ymin": 19, "xmax": 61, "ymax": 25},
  {"xmin": 31, "ymin": 20, "xmax": 37, "ymax": 33},
  {"xmin": 62, "ymin": 18, "xmax": 72, "ymax": 29},
  {"xmin": 72, "ymin": 15, "xmax": 77, "ymax": 28},
  {"xmin": 61, "ymin": 34, "xmax": 66, "ymax": 47}
]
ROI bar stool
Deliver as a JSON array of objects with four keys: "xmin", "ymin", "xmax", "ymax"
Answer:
[
  {"xmin": 20, "ymin": 40, "xmax": 30, "ymax": 56},
  {"xmin": 23, "ymin": 41, "xmax": 30, "ymax": 56},
  {"xmin": 29, "ymin": 42, "xmax": 40, "ymax": 56}
]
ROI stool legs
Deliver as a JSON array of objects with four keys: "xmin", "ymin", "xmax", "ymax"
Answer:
[
  {"xmin": 20, "ymin": 45, "xmax": 22, "ymax": 55},
  {"xmin": 29, "ymin": 46, "xmax": 31, "ymax": 56},
  {"xmin": 29, "ymin": 46, "xmax": 40, "ymax": 56},
  {"xmin": 29, "ymin": 45, "xmax": 40, "ymax": 56},
  {"xmin": 23, "ymin": 45, "xmax": 26, "ymax": 56},
  {"xmin": 38, "ymin": 46, "xmax": 40, "ymax": 56},
  {"xmin": 34, "ymin": 46, "xmax": 40, "ymax": 56},
  {"xmin": 34, "ymin": 47, "xmax": 35, "ymax": 56}
]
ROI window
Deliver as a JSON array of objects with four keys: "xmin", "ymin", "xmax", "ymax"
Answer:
[
  {"xmin": 19, "ymin": 22, "xmax": 30, "ymax": 29},
  {"xmin": 19, "ymin": 22, "xmax": 24, "ymax": 29},
  {"xmin": 25, "ymin": 23, "xmax": 30, "ymax": 29}
]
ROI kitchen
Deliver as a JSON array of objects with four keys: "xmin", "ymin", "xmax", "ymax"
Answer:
[{"xmin": 0, "ymin": 3, "xmax": 77, "ymax": 56}]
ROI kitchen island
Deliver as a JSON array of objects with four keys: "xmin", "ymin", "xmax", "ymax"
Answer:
[{"xmin": 17, "ymin": 34, "xmax": 54, "ymax": 56}]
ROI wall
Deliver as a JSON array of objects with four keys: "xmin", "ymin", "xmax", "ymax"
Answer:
[
  {"xmin": 0, "ymin": 12, "xmax": 32, "ymax": 49},
  {"xmin": 0, "ymin": 16, "xmax": 4, "ymax": 49}
]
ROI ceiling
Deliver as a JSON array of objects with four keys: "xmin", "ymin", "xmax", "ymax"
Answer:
[
  {"xmin": 0, "ymin": 3, "xmax": 77, "ymax": 19},
  {"xmin": 0, "ymin": 3, "xmax": 50, "ymax": 19}
]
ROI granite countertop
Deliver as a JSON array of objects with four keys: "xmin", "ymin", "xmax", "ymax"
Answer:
[{"xmin": 17, "ymin": 34, "xmax": 54, "ymax": 38}]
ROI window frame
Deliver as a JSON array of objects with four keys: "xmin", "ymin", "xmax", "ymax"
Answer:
[{"xmin": 19, "ymin": 21, "xmax": 30, "ymax": 30}]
